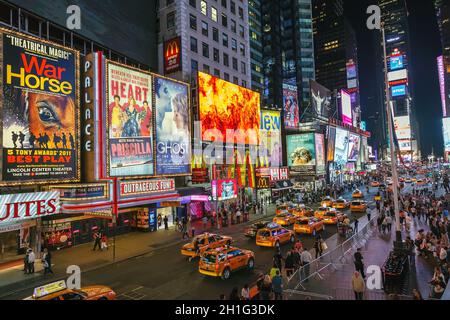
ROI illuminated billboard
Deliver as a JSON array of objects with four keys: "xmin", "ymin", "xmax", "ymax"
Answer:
[
  {"xmin": 347, "ymin": 133, "xmax": 360, "ymax": 162},
  {"xmin": 391, "ymin": 85, "xmax": 406, "ymax": 97},
  {"xmin": 334, "ymin": 128, "xmax": 349, "ymax": 164},
  {"xmin": 438, "ymin": 56, "xmax": 449, "ymax": 117},
  {"xmin": 327, "ymin": 126, "xmax": 336, "ymax": 162},
  {"xmin": 283, "ymin": 83, "xmax": 299, "ymax": 129},
  {"xmin": 310, "ymin": 80, "xmax": 331, "ymax": 119},
  {"xmin": 198, "ymin": 72, "xmax": 260, "ymax": 144},
  {"xmin": 1, "ymin": 29, "xmax": 80, "ymax": 185},
  {"xmin": 388, "ymin": 69, "xmax": 407, "ymax": 82},
  {"xmin": 315, "ymin": 133, "xmax": 326, "ymax": 173},
  {"xmin": 394, "ymin": 116, "xmax": 411, "ymax": 140},
  {"xmin": 259, "ymin": 110, "xmax": 282, "ymax": 167},
  {"xmin": 341, "ymin": 90, "xmax": 352, "ymax": 126},
  {"xmin": 390, "ymin": 55, "xmax": 404, "ymax": 71},
  {"xmin": 106, "ymin": 61, "xmax": 153, "ymax": 177},
  {"xmin": 287, "ymin": 134, "xmax": 316, "ymax": 174},
  {"xmin": 164, "ymin": 37, "xmax": 182, "ymax": 75},
  {"xmin": 443, "ymin": 118, "xmax": 450, "ymax": 152}
]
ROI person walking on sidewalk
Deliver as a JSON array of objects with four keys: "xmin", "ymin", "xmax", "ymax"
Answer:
[
  {"xmin": 300, "ymin": 248, "xmax": 313, "ymax": 282},
  {"xmin": 354, "ymin": 248, "xmax": 365, "ymax": 279},
  {"xmin": 314, "ymin": 235, "xmax": 323, "ymax": 259},
  {"xmin": 386, "ymin": 215, "xmax": 393, "ymax": 233},
  {"xmin": 92, "ymin": 230, "xmax": 101, "ymax": 251},
  {"xmin": 272, "ymin": 270, "xmax": 283, "ymax": 300},
  {"xmin": 354, "ymin": 218, "xmax": 359, "ymax": 233},
  {"xmin": 23, "ymin": 249, "xmax": 30, "ymax": 274},
  {"xmin": 352, "ymin": 271, "xmax": 365, "ymax": 300},
  {"xmin": 27, "ymin": 248, "xmax": 35, "ymax": 274},
  {"xmin": 163, "ymin": 215, "xmax": 169, "ymax": 230},
  {"xmin": 101, "ymin": 233, "xmax": 108, "ymax": 250},
  {"xmin": 42, "ymin": 248, "xmax": 53, "ymax": 275}
]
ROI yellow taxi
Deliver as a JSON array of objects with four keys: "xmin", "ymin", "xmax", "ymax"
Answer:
[
  {"xmin": 332, "ymin": 198, "xmax": 350, "ymax": 209},
  {"xmin": 370, "ymin": 181, "xmax": 380, "ymax": 187},
  {"xmin": 256, "ymin": 223, "xmax": 296, "ymax": 247},
  {"xmin": 199, "ymin": 246, "xmax": 255, "ymax": 280},
  {"xmin": 293, "ymin": 217, "xmax": 325, "ymax": 235},
  {"xmin": 181, "ymin": 233, "xmax": 232, "ymax": 258},
  {"xmin": 320, "ymin": 196, "xmax": 334, "ymax": 207},
  {"xmin": 352, "ymin": 189, "xmax": 364, "ymax": 199},
  {"xmin": 350, "ymin": 200, "xmax": 367, "ymax": 213},
  {"xmin": 314, "ymin": 206, "xmax": 333, "ymax": 219},
  {"xmin": 322, "ymin": 209, "xmax": 343, "ymax": 225},
  {"xmin": 292, "ymin": 205, "xmax": 314, "ymax": 218},
  {"xmin": 276, "ymin": 204, "xmax": 296, "ymax": 215},
  {"xmin": 24, "ymin": 280, "xmax": 116, "ymax": 300},
  {"xmin": 416, "ymin": 179, "xmax": 427, "ymax": 186},
  {"xmin": 272, "ymin": 213, "xmax": 297, "ymax": 226}
]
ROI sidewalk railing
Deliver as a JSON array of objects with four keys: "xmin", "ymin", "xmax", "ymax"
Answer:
[{"xmin": 286, "ymin": 213, "xmax": 379, "ymax": 295}]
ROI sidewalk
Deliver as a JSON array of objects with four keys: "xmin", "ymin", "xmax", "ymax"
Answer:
[{"xmin": 0, "ymin": 204, "xmax": 277, "ymax": 298}]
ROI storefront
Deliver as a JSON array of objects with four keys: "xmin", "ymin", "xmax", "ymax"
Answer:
[{"xmin": 272, "ymin": 180, "xmax": 294, "ymax": 201}]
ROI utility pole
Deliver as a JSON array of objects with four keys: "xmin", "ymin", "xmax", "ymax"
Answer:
[{"xmin": 381, "ymin": 24, "xmax": 402, "ymax": 244}]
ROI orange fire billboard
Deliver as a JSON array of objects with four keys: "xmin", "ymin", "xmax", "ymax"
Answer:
[
  {"xmin": 198, "ymin": 72, "xmax": 260, "ymax": 145},
  {"xmin": 164, "ymin": 37, "xmax": 182, "ymax": 75}
]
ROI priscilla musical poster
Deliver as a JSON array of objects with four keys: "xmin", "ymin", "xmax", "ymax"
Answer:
[
  {"xmin": 1, "ymin": 30, "xmax": 79, "ymax": 184},
  {"xmin": 106, "ymin": 61, "xmax": 154, "ymax": 177}
]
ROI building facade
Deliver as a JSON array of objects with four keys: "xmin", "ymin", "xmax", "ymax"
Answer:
[{"xmin": 248, "ymin": 0, "xmax": 264, "ymax": 93}]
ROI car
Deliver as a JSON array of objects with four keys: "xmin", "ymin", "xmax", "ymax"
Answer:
[
  {"xmin": 276, "ymin": 203, "xmax": 296, "ymax": 215},
  {"xmin": 272, "ymin": 213, "xmax": 297, "ymax": 226},
  {"xmin": 416, "ymin": 179, "xmax": 427, "ymax": 186},
  {"xmin": 332, "ymin": 198, "xmax": 350, "ymax": 209},
  {"xmin": 370, "ymin": 181, "xmax": 380, "ymax": 187},
  {"xmin": 292, "ymin": 205, "xmax": 314, "ymax": 218},
  {"xmin": 352, "ymin": 189, "xmax": 364, "ymax": 199},
  {"xmin": 24, "ymin": 280, "xmax": 116, "ymax": 300},
  {"xmin": 244, "ymin": 221, "xmax": 271, "ymax": 239},
  {"xmin": 350, "ymin": 200, "xmax": 367, "ymax": 212},
  {"xmin": 322, "ymin": 210, "xmax": 343, "ymax": 225},
  {"xmin": 320, "ymin": 196, "xmax": 334, "ymax": 207},
  {"xmin": 180, "ymin": 233, "xmax": 232, "ymax": 258},
  {"xmin": 256, "ymin": 223, "xmax": 296, "ymax": 247},
  {"xmin": 293, "ymin": 217, "xmax": 325, "ymax": 235},
  {"xmin": 198, "ymin": 246, "xmax": 255, "ymax": 280},
  {"xmin": 314, "ymin": 206, "xmax": 333, "ymax": 219}
]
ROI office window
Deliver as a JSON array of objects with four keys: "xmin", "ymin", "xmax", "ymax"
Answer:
[
  {"xmin": 231, "ymin": 19, "xmax": 236, "ymax": 33},
  {"xmin": 239, "ymin": 25, "xmax": 244, "ymax": 38},
  {"xmin": 221, "ymin": 0, "xmax": 227, "ymax": 8},
  {"xmin": 239, "ymin": 43, "xmax": 245, "ymax": 56},
  {"xmin": 230, "ymin": 1, "xmax": 236, "ymax": 14},
  {"xmin": 202, "ymin": 42, "xmax": 209, "ymax": 58},
  {"xmin": 232, "ymin": 57, "xmax": 238, "ymax": 70},
  {"xmin": 167, "ymin": 11, "xmax": 176, "ymax": 29},
  {"xmin": 203, "ymin": 64, "xmax": 210, "ymax": 73},
  {"xmin": 190, "ymin": 36, "xmax": 198, "ymax": 53},
  {"xmin": 202, "ymin": 21, "xmax": 208, "ymax": 36},
  {"xmin": 222, "ymin": 13, "xmax": 228, "ymax": 27},
  {"xmin": 214, "ymin": 68, "xmax": 220, "ymax": 77},
  {"xmin": 224, "ymin": 73, "xmax": 230, "ymax": 81},
  {"xmin": 238, "ymin": 7, "xmax": 243, "ymax": 19},
  {"xmin": 213, "ymin": 27, "xmax": 219, "ymax": 42},
  {"xmin": 231, "ymin": 38, "xmax": 237, "ymax": 51},
  {"xmin": 233, "ymin": 76, "xmax": 239, "ymax": 84},
  {"xmin": 223, "ymin": 33, "xmax": 228, "ymax": 47},
  {"xmin": 223, "ymin": 53, "xmax": 229, "ymax": 66},
  {"xmin": 241, "ymin": 61, "xmax": 246, "ymax": 75},
  {"xmin": 190, "ymin": 0, "xmax": 196, "ymax": 8},
  {"xmin": 213, "ymin": 48, "xmax": 220, "ymax": 62},
  {"xmin": 190, "ymin": 14, "xmax": 197, "ymax": 30},
  {"xmin": 201, "ymin": 0, "xmax": 207, "ymax": 15},
  {"xmin": 191, "ymin": 59, "xmax": 198, "ymax": 72},
  {"xmin": 211, "ymin": 6, "xmax": 218, "ymax": 22}
]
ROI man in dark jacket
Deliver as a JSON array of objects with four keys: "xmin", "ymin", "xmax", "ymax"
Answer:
[{"xmin": 354, "ymin": 248, "xmax": 365, "ymax": 278}]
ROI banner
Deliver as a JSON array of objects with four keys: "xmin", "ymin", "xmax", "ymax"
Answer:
[
  {"xmin": 259, "ymin": 110, "xmax": 282, "ymax": 167},
  {"xmin": 347, "ymin": 133, "xmax": 360, "ymax": 162},
  {"xmin": 341, "ymin": 90, "xmax": 352, "ymax": 126},
  {"xmin": 1, "ymin": 29, "xmax": 79, "ymax": 184},
  {"xmin": 394, "ymin": 116, "xmax": 411, "ymax": 140},
  {"xmin": 106, "ymin": 61, "xmax": 153, "ymax": 177},
  {"xmin": 334, "ymin": 128, "xmax": 349, "ymax": 164},
  {"xmin": 327, "ymin": 126, "xmax": 336, "ymax": 162},
  {"xmin": 443, "ymin": 118, "xmax": 450, "ymax": 152},
  {"xmin": 287, "ymin": 134, "xmax": 315, "ymax": 174},
  {"xmin": 315, "ymin": 133, "xmax": 325, "ymax": 173},
  {"xmin": 155, "ymin": 76, "xmax": 191, "ymax": 175},
  {"xmin": 49, "ymin": 183, "xmax": 109, "ymax": 202},
  {"xmin": 119, "ymin": 179, "xmax": 175, "ymax": 197},
  {"xmin": 310, "ymin": 80, "xmax": 331, "ymax": 119},
  {"xmin": 283, "ymin": 83, "xmax": 299, "ymax": 129}
]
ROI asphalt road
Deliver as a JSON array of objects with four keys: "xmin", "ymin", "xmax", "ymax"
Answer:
[{"xmin": 5, "ymin": 186, "xmax": 390, "ymax": 300}]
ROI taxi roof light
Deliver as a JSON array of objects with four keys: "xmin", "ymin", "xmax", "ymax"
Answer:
[{"xmin": 33, "ymin": 280, "xmax": 67, "ymax": 299}]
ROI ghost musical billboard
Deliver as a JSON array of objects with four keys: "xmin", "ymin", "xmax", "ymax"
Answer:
[
  {"xmin": 310, "ymin": 80, "xmax": 331, "ymax": 119},
  {"xmin": 0, "ymin": 29, "xmax": 80, "ymax": 185}
]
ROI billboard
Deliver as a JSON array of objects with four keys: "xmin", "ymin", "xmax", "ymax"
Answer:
[
  {"xmin": 164, "ymin": 37, "xmax": 182, "ymax": 75},
  {"xmin": 212, "ymin": 179, "xmax": 238, "ymax": 201},
  {"xmin": 1, "ymin": 29, "xmax": 80, "ymax": 184},
  {"xmin": 315, "ymin": 133, "xmax": 325, "ymax": 173},
  {"xmin": 106, "ymin": 61, "xmax": 153, "ymax": 177},
  {"xmin": 310, "ymin": 80, "xmax": 331, "ymax": 119},
  {"xmin": 390, "ymin": 55, "xmax": 404, "ymax": 71},
  {"xmin": 438, "ymin": 56, "xmax": 449, "ymax": 117},
  {"xmin": 198, "ymin": 72, "xmax": 260, "ymax": 144},
  {"xmin": 391, "ymin": 84, "xmax": 406, "ymax": 97},
  {"xmin": 341, "ymin": 90, "xmax": 352, "ymax": 126},
  {"xmin": 388, "ymin": 69, "xmax": 407, "ymax": 82},
  {"xmin": 259, "ymin": 110, "xmax": 282, "ymax": 167},
  {"xmin": 347, "ymin": 133, "xmax": 361, "ymax": 162},
  {"xmin": 287, "ymin": 134, "xmax": 315, "ymax": 173},
  {"xmin": 282, "ymin": 83, "xmax": 299, "ymax": 129},
  {"xmin": 327, "ymin": 126, "xmax": 336, "ymax": 162},
  {"xmin": 443, "ymin": 118, "xmax": 450, "ymax": 152},
  {"xmin": 155, "ymin": 76, "xmax": 191, "ymax": 175},
  {"xmin": 334, "ymin": 128, "xmax": 349, "ymax": 164},
  {"xmin": 346, "ymin": 63, "xmax": 357, "ymax": 79},
  {"xmin": 394, "ymin": 116, "xmax": 411, "ymax": 140}
]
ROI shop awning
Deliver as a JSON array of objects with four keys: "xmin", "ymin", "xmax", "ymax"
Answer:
[{"xmin": 273, "ymin": 180, "xmax": 294, "ymax": 191}]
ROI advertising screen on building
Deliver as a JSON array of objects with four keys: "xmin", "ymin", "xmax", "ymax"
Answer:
[
  {"xmin": 310, "ymin": 80, "xmax": 331, "ymax": 119},
  {"xmin": 438, "ymin": 56, "xmax": 449, "ymax": 117},
  {"xmin": 164, "ymin": 37, "xmax": 182, "ymax": 75},
  {"xmin": 287, "ymin": 134, "xmax": 316, "ymax": 173},
  {"xmin": 391, "ymin": 85, "xmax": 406, "ymax": 97},
  {"xmin": 394, "ymin": 116, "xmax": 411, "ymax": 140},
  {"xmin": 334, "ymin": 128, "xmax": 349, "ymax": 164},
  {"xmin": 327, "ymin": 126, "xmax": 336, "ymax": 162},
  {"xmin": 0, "ymin": 29, "xmax": 80, "ymax": 185},
  {"xmin": 315, "ymin": 133, "xmax": 325, "ymax": 173},
  {"xmin": 443, "ymin": 118, "xmax": 450, "ymax": 152},
  {"xmin": 341, "ymin": 90, "xmax": 352, "ymax": 126},
  {"xmin": 390, "ymin": 55, "xmax": 404, "ymax": 71},
  {"xmin": 155, "ymin": 76, "xmax": 191, "ymax": 175},
  {"xmin": 106, "ymin": 61, "xmax": 153, "ymax": 177},
  {"xmin": 259, "ymin": 110, "xmax": 282, "ymax": 167},
  {"xmin": 347, "ymin": 79, "xmax": 358, "ymax": 89},
  {"xmin": 212, "ymin": 179, "xmax": 238, "ymax": 201},
  {"xmin": 198, "ymin": 72, "xmax": 260, "ymax": 144},
  {"xmin": 346, "ymin": 62, "xmax": 357, "ymax": 79},
  {"xmin": 282, "ymin": 83, "xmax": 299, "ymax": 129},
  {"xmin": 388, "ymin": 69, "xmax": 407, "ymax": 82},
  {"xmin": 399, "ymin": 140, "xmax": 412, "ymax": 152},
  {"xmin": 347, "ymin": 133, "xmax": 361, "ymax": 162}
]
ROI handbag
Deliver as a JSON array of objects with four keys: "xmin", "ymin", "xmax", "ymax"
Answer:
[{"xmin": 321, "ymin": 241, "xmax": 328, "ymax": 251}]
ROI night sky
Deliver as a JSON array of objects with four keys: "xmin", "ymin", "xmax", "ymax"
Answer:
[{"xmin": 344, "ymin": 0, "xmax": 443, "ymax": 158}]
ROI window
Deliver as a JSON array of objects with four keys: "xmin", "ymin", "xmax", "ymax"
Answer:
[
  {"xmin": 213, "ymin": 27, "xmax": 219, "ymax": 42},
  {"xmin": 242, "ymin": 80, "xmax": 247, "ymax": 88},
  {"xmin": 190, "ymin": 37, "xmax": 198, "ymax": 52},
  {"xmin": 202, "ymin": 42, "xmax": 209, "ymax": 58},
  {"xmin": 204, "ymin": 64, "xmax": 210, "ymax": 73},
  {"xmin": 202, "ymin": 21, "xmax": 208, "ymax": 36},
  {"xmin": 224, "ymin": 73, "xmax": 230, "ymax": 81},
  {"xmin": 240, "ymin": 43, "xmax": 245, "ymax": 56},
  {"xmin": 191, "ymin": 59, "xmax": 198, "ymax": 72},
  {"xmin": 222, "ymin": 13, "xmax": 228, "ymax": 27},
  {"xmin": 190, "ymin": 0, "xmax": 196, "ymax": 8},
  {"xmin": 211, "ymin": 6, "xmax": 218, "ymax": 22},
  {"xmin": 190, "ymin": 14, "xmax": 197, "ymax": 30},
  {"xmin": 238, "ymin": 7, "xmax": 244, "ymax": 19},
  {"xmin": 223, "ymin": 33, "xmax": 229, "ymax": 47},
  {"xmin": 232, "ymin": 57, "xmax": 238, "ymax": 70},
  {"xmin": 201, "ymin": 0, "xmax": 207, "ymax": 15},
  {"xmin": 223, "ymin": 53, "xmax": 229, "ymax": 66},
  {"xmin": 167, "ymin": 11, "xmax": 176, "ymax": 29},
  {"xmin": 241, "ymin": 61, "xmax": 246, "ymax": 75},
  {"xmin": 230, "ymin": 1, "xmax": 236, "ymax": 14},
  {"xmin": 239, "ymin": 25, "xmax": 245, "ymax": 38},
  {"xmin": 221, "ymin": 0, "xmax": 227, "ymax": 8},
  {"xmin": 231, "ymin": 19, "xmax": 236, "ymax": 33},
  {"xmin": 233, "ymin": 76, "xmax": 239, "ymax": 84},
  {"xmin": 231, "ymin": 38, "xmax": 237, "ymax": 51},
  {"xmin": 213, "ymin": 48, "xmax": 220, "ymax": 62},
  {"xmin": 214, "ymin": 68, "xmax": 220, "ymax": 77}
]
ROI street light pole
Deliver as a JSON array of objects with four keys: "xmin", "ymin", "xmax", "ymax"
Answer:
[{"xmin": 381, "ymin": 24, "xmax": 402, "ymax": 243}]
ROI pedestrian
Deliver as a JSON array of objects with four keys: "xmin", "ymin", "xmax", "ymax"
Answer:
[
  {"xmin": 300, "ymin": 248, "xmax": 313, "ymax": 282},
  {"xmin": 367, "ymin": 209, "xmax": 372, "ymax": 223},
  {"xmin": 236, "ymin": 208, "xmax": 242, "ymax": 224},
  {"xmin": 386, "ymin": 215, "xmax": 393, "ymax": 232},
  {"xmin": 352, "ymin": 271, "xmax": 365, "ymax": 300},
  {"xmin": 259, "ymin": 275, "xmax": 273, "ymax": 300},
  {"xmin": 163, "ymin": 215, "xmax": 169, "ymax": 230},
  {"xmin": 354, "ymin": 248, "xmax": 365, "ymax": 278},
  {"xmin": 272, "ymin": 270, "xmax": 283, "ymax": 300},
  {"xmin": 23, "ymin": 249, "xmax": 30, "ymax": 274},
  {"xmin": 241, "ymin": 284, "xmax": 250, "ymax": 300},
  {"xmin": 27, "ymin": 248, "xmax": 35, "ymax": 274},
  {"xmin": 354, "ymin": 218, "xmax": 359, "ymax": 233},
  {"xmin": 42, "ymin": 248, "xmax": 53, "ymax": 275},
  {"xmin": 101, "ymin": 233, "xmax": 108, "ymax": 250},
  {"xmin": 382, "ymin": 216, "xmax": 388, "ymax": 234},
  {"xmin": 314, "ymin": 235, "xmax": 323, "ymax": 259},
  {"xmin": 92, "ymin": 230, "xmax": 101, "ymax": 251},
  {"xmin": 284, "ymin": 251, "xmax": 295, "ymax": 277},
  {"xmin": 229, "ymin": 287, "xmax": 240, "ymax": 300}
]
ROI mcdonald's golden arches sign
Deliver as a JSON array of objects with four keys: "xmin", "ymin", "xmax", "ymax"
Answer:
[
  {"xmin": 256, "ymin": 176, "xmax": 270, "ymax": 189},
  {"xmin": 164, "ymin": 37, "xmax": 182, "ymax": 74}
]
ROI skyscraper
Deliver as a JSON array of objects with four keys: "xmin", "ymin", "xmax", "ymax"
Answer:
[{"xmin": 248, "ymin": 0, "xmax": 264, "ymax": 93}]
